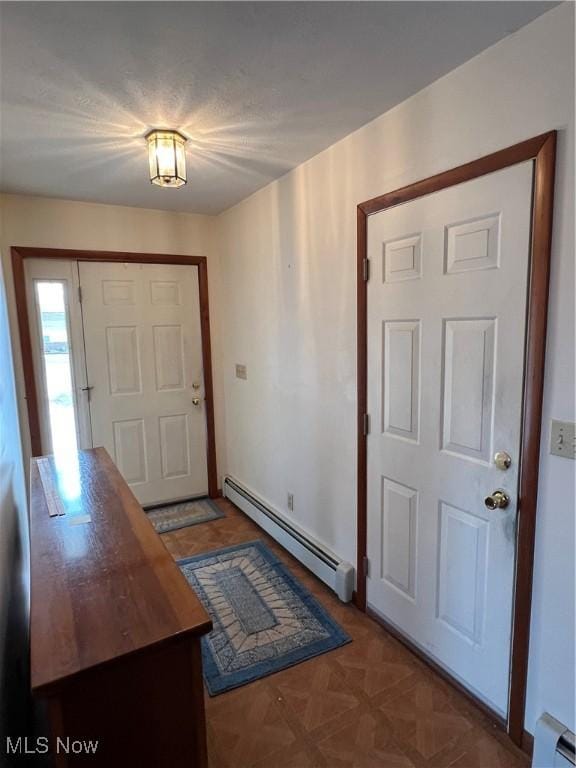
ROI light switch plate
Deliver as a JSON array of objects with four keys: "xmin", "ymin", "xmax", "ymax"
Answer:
[
  {"xmin": 550, "ymin": 419, "xmax": 576, "ymax": 459},
  {"xmin": 235, "ymin": 364, "xmax": 247, "ymax": 380}
]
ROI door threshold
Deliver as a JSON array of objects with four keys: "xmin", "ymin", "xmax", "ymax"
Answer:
[{"xmin": 143, "ymin": 494, "xmax": 210, "ymax": 512}]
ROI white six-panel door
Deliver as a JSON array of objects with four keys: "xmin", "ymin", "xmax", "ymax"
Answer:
[
  {"xmin": 79, "ymin": 262, "xmax": 208, "ymax": 506},
  {"xmin": 366, "ymin": 162, "xmax": 534, "ymax": 715}
]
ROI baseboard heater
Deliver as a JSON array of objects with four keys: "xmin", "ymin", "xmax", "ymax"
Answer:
[
  {"xmin": 223, "ymin": 476, "xmax": 354, "ymax": 602},
  {"xmin": 533, "ymin": 714, "xmax": 575, "ymax": 768}
]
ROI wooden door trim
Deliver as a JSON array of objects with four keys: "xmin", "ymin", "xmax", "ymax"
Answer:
[
  {"xmin": 356, "ymin": 131, "xmax": 557, "ymax": 745},
  {"xmin": 11, "ymin": 247, "xmax": 219, "ymax": 498}
]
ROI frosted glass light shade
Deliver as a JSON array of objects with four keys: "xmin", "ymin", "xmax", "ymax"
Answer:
[{"xmin": 146, "ymin": 130, "xmax": 187, "ymax": 188}]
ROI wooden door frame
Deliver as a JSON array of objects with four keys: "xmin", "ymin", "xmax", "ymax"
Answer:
[
  {"xmin": 356, "ymin": 131, "xmax": 557, "ymax": 747},
  {"xmin": 11, "ymin": 247, "xmax": 219, "ymax": 498}
]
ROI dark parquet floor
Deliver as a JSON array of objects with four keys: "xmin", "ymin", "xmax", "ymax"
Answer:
[{"xmin": 162, "ymin": 498, "xmax": 529, "ymax": 768}]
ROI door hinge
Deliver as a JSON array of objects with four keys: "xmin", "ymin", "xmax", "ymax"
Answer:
[
  {"xmin": 362, "ymin": 258, "xmax": 370, "ymax": 282},
  {"xmin": 363, "ymin": 555, "xmax": 370, "ymax": 578},
  {"xmin": 78, "ymin": 285, "xmax": 83, "ymax": 303},
  {"xmin": 363, "ymin": 413, "xmax": 370, "ymax": 436}
]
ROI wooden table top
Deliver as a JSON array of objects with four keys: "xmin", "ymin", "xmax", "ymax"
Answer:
[{"xmin": 30, "ymin": 447, "xmax": 212, "ymax": 695}]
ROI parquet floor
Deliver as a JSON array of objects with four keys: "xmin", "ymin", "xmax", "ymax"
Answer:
[{"xmin": 162, "ymin": 498, "xmax": 529, "ymax": 768}]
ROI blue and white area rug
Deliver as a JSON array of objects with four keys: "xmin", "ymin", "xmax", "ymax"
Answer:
[
  {"xmin": 145, "ymin": 497, "xmax": 224, "ymax": 534},
  {"xmin": 178, "ymin": 540, "xmax": 351, "ymax": 694}
]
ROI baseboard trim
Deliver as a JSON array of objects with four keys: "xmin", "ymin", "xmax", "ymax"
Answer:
[{"xmin": 223, "ymin": 476, "xmax": 354, "ymax": 602}]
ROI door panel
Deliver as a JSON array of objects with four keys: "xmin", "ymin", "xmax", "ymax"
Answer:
[
  {"xmin": 159, "ymin": 414, "xmax": 191, "ymax": 479},
  {"xmin": 113, "ymin": 418, "xmax": 147, "ymax": 484},
  {"xmin": 79, "ymin": 262, "xmax": 208, "ymax": 505},
  {"xmin": 442, "ymin": 318, "xmax": 496, "ymax": 461},
  {"xmin": 106, "ymin": 325, "xmax": 142, "ymax": 395},
  {"xmin": 380, "ymin": 477, "xmax": 417, "ymax": 600},
  {"xmin": 383, "ymin": 319, "xmax": 420, "ymax": 441},
  {"xmin": 437, "ymin": 500, "xmax": 488, "ymax": 645},
  {"xmin": 366, "ymin": 162, "xmax": 534, "ymax": 715},
  {"xmin": 153, "ymin": 325, "xmax": 186, "ymax": 391}
]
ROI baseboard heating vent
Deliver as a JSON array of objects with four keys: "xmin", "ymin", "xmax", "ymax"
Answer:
[
  {"xmin": 533, "ymin": 714, "xmax": 575, "ymax": 768},
  {"xmin": 223, "ymin": 476, "xmax": 354, "ymax": 602}
]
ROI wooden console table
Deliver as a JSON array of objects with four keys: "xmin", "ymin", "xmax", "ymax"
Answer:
[{"xmin": 30, "ymin": 447, "xmax": 212, "ymax": 767}]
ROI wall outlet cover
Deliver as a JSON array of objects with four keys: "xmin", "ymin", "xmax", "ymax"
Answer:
[{"xmin": 235, "ymin": 364, "xmax": 247, "ymax": 380}]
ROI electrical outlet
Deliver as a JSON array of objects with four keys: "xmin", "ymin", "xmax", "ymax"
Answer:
[
  {"xmin": 287, "ymin": 493, "xmax": 294, "ymax": 511},
  {"xmin": 550, "ymin": 419, "xmax": 576, "ymax": 459},
  {"xmin": 235, "ymin": 364, "xmax": 247, "ymax": 380}
]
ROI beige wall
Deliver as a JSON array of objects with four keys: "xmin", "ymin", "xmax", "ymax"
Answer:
[
  {"xmin": 216, "ymin": 4, "xmax": 574, "ymax": 734},
  {"xmin": 0, "ymin": 194, "xmax": 226, "ymax": 484}
]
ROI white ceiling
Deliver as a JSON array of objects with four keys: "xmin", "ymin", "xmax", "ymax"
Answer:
[{"xmin": 0, "ymin": 2, "xmax": 557, "ymax": 215}]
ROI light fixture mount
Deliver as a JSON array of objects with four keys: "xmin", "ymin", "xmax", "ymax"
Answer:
[{"xmin": 146, "ymin": 129, "xmax": 187, "ymax": 188}]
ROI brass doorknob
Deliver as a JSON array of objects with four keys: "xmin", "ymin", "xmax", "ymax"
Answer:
[
  {"xmin": 484, "ymin": 490, "xmax": 510, "ymax": 510},
  {"xmin": 192, "ymin": 397, "xmax": 201, "ymax": 406}
]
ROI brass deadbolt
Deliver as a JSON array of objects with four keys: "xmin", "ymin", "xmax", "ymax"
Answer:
[{"xmin": 494, "ymin": 451, "xmax": 512, "ymax": 470}]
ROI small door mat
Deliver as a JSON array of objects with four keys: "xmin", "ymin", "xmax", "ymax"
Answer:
[
  {"xmin": 145, "ymin": 497, "xmax": 225, "ymax": 534},
  {"xmin": 178, "ymin": 540, "xmax": 351, "ymax": 695}
]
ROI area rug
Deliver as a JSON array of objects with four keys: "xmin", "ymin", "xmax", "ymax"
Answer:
[
  {"xmin": 145, "ymin": 497, "xmax": 224, "ymax": 534},
  {"xmin": 178, "ymin": 540, "xmax": 351, "ymax": 694}
]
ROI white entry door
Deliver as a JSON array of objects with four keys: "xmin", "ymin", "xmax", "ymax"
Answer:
[
  {"xmin": 79, "ymin": 262, "xmax": 208, "ymax": 506},
  {"xmin": 366, "ymin": 162, "xmax": 534, "ymax": 715}
]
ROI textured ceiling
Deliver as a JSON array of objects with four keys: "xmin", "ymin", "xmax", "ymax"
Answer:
[{"xmin": 0, "ymin": 2, "xmax": 558, "ymax": 214}]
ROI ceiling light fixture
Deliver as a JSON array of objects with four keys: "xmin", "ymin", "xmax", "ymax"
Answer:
[{"xmin": 146, "ymin": 129, "xmax": 187, "ymax": 188}]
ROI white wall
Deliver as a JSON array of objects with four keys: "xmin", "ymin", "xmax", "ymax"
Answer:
[
  {"xmin": 0, "ymin": 242, "xmax": 28, "ymax": 741},
  {"xmin": 0, "ymin": 194, "xmax": 226, "ymax": 486},
  {"xmin": 216, "ymin": 4, "xmax": 575, "ymax": 734}
]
